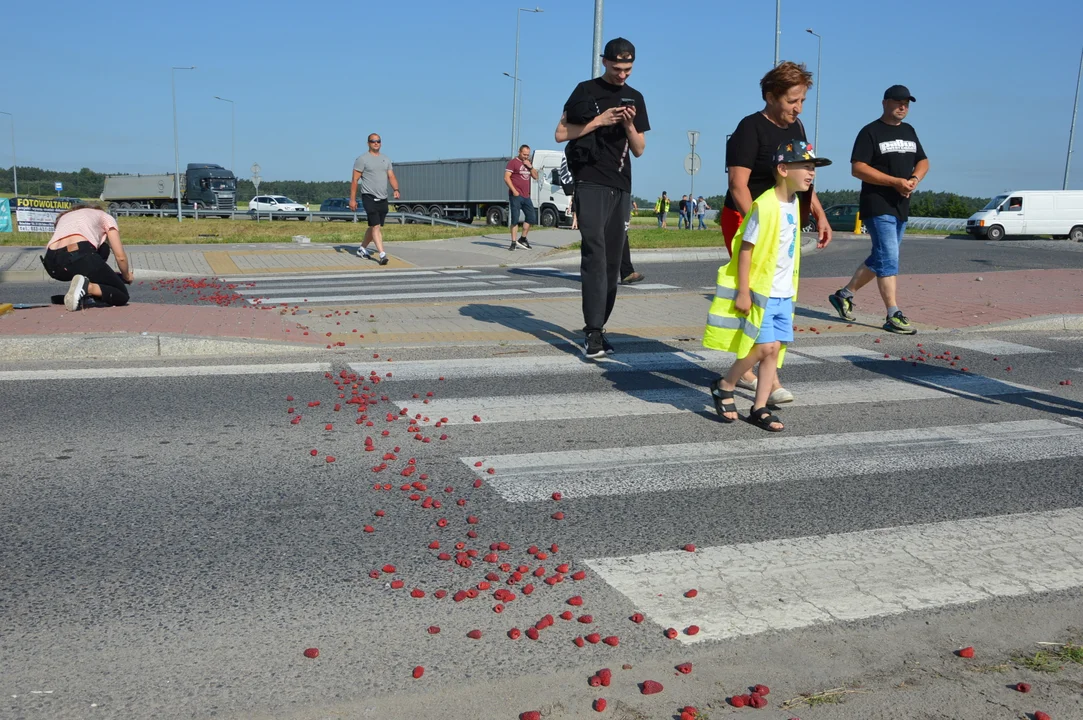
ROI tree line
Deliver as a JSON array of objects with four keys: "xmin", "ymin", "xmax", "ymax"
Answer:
[{"xmin": 3, "ymin": 166, "xmax": 989, "ymax": 217}]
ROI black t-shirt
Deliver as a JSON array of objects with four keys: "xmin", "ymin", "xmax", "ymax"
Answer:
[
  {"xmin": 723, "ymin": 112, "xmax": 807, "ymax": 213},
  {"xmin": 563, "ymin": 78, "xmax": 650, "ymax": 192},
  {"xmin": 850, "ymin": 119, "xmax": 927, "ymax": 220},
  {"xmin": 679, "ymin": 199, "xmax": 688, "ymax": 212}
]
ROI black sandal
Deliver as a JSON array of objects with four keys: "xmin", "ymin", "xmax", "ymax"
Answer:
[
  {"xmin": 710, "ymin": 378, "xmax": 739, "ymax": 424},
  {"xmin": 748, "ymin": 406, "xmax": 784, "ymax": 433}
]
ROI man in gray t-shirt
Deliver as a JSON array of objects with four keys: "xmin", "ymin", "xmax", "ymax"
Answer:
[{"xmin": 350, "ymin": 133, "xmax": 400, "ymax": 265}]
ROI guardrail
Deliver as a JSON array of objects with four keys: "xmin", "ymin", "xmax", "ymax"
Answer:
[
  {"xmin": 109, "ymin": 207, "xmax": 475, "ymax": 227},
  {"xmin": 903, "ymin": 216, "xmax": 968, "ymax": 231}
]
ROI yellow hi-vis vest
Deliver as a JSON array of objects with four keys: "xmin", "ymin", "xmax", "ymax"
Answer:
[
  {"xmin": 702, "ymin": 187, "xmax": 800, "ymax": 366},
  {"xmin": 654, "ymin": 197, "xmax": 670, "ymax": 213}
]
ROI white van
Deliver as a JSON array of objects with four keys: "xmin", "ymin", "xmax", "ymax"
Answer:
[{"xmin": 966, "ymin": 190, "xmax": 1083, "ymax": 241}]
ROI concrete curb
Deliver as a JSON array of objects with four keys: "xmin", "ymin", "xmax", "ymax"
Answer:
[
  {"xmin": 0, "ymin": 268, "xmax": 199, "ymax": 283},
  {"xmin": 0, "ymin": 334, "xmax": 323, "ymax": 361},
  {"xmin": 536, "ymin": 248, "xmax": 731, "ymax": 268}
]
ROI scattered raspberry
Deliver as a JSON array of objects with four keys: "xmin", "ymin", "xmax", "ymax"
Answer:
[
  {"xmin": 640, "ymin": 680, "xmax": 663, "ymax": 695},
  {"xmin": 664, "ymin": 628, "xmax": 678, "ymax": 639},
  {"xmin": 586, "ymin": 632, "xmax": 601, "ymax": 644},
  {"xmin": 676, "ymin": 662, "xmax": 692, "ymax": 674},
  {"xmin": 593, "ymin": 698, "xmax": 607, "ymax": 712},
  {"xmin": 412, "ymin": 665, "xmax": 424, "ymax": 679},
  {"xmin": 568, "ymin": 595, "xmax": 584, "ymax": 606},
  {"xmin": 630, "ymin": 612, "xmax": 645, "ymax": 623},
  {"xmin": 683, "ymin": 543, "xmax": 696, "ymax": 552},
  {"xmin": 728, "ymin": 695, "xmax": 746, "ymax": 708},
  {"xmin": 520, "ymin": 713, "xmax": 541, "ymax": 720},
  {"xmin": 466, "ymin": 629, "xmax": 482, "ymax": 640},
  {"xmin": 748, "ymin": 693, "xmax": 768, "ymax": 709},
  {"xmin": 508, "ymin": 628, "xmax": 521, "ymax": 640},
  {"xmin": 684, "ymin": 589, "xmax": 698, "ymax": 598},
  {"xmin": 753, "ymin": 684, "xmax": 770, "ymax": 695},
  {"xmin": 302, "ymin": 647, "xmax": 319, "ymax": 659},
  {"xmin": 1015, "ymin": 682, "xmax": 1031, "ymax": 693},
  {"xmin": 1034, "ymin": 713, "xmax": 1051, "ymax": 720},
  {"xmin": 427, "ymin": 626, "xmax": 440, "ymax": 634},
  {"xmin": 957, "ymin": 646, "xmax": 975, "ymax": 658},
  {"xmin": 602, "ymin": 636, "xmax": 619, "ymax": 646},
  {"xmin": 598, "ymin": 668, "xmax": 612, "ymax": 686}
]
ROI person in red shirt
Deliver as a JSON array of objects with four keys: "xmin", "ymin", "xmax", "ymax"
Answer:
[{"xmin": 504, "ymin": 144, "xmax": 539, "ymax": 250}]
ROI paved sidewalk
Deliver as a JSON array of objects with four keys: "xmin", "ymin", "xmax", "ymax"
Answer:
[{"xmin": 3, "ymin": 268, "xmax": 1081, "ymax": 360}]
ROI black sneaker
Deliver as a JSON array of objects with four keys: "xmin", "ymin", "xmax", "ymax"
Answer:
[
  {"xmin": 583, "ymin": 330, "xmax": 606, "ymax": 359},
  {"xmin": 508, "ymin": 241, "xmax": 517, "ymax": 251},
  {"xmin": 883, "ymin": 311, "xmax": 916, "ymax": 335},
  {"xmin": 828, "ymin": 291, "xmax": 856, "ymax": 321},
  {"xmin": 601, "ymin": 331, "xmax": 615, "ymax": 355},
  {"xmin": 378, "ymin": 255, "xmax": 389, "ymax": 266},
  {"xmin": 516, "ymin": 236, "xmax": 531, "ymax": 249},
  {"xmin": 620, "ymin": 271, "xmax": 645, "ymax": 285}
]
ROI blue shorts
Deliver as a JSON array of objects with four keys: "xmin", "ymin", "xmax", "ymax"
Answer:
[
  {"xmin": 509, "ymin": 195, "xmax": 537, "ymax": 227},
  {"xmin": 755, "ymin": 297, "xmax": 795, "ymax": 344},
  {"xmin": 865, "ymin": 214, "xmax": 907, "ymax": 277}
]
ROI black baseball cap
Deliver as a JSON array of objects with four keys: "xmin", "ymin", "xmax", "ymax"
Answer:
[
  {"xmin": 884, "ymin": 84, "xmax": 916, "ymax": 102},
  {"xmin": 601, "ymin": 37, "xmax": 635, "ymax": 62},
  {"xmin": 775, "ymin": 139, "xmax": 832, "ymax": 167}
]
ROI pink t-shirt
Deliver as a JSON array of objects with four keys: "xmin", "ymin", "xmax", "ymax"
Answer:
[
  {"xmin": 47, "ymin": 208, "xmax": 118, "ymax": 250},
  {"xmin": 505, "ymin": 158, "xmax": 532, "ymax": 197}
]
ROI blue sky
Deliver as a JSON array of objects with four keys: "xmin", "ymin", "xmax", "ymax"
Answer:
[{"xmin": 6, "ymin": 0, "xmax": 1083, "ymax": 199}]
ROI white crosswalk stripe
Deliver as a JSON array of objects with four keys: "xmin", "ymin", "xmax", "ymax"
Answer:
[
  {"xmin": 429, "ymin": 342, "xmax": 1081, "ymax": 644},
  {"xmin": 941, "ymin": 338, "xmax": 1051, "ymax": 355},
  {"xmin": 0, "ymin": 362, "xmax": 332, "ymax": 381},
  {"xmin": 585, "ymin": 507, "xmax": 1083, "ymax": 643}
]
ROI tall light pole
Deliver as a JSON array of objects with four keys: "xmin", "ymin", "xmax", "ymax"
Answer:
[
  {"xmin": 503, "ymin": 73, "xmax": 524, "ymax": 150},
  {"xmin": 774, "ymin": 0, "xmax": 781, "ymax": 66},
  {"xmin": 1065, "ymin": 45, "xmax": 1083, "ymax": 190},
  {"xmin": 806, "ymin": 29, "xmax": 822, "ymax": 153},
  {"xmin": 592, "ymin": 0, "xmax": 604, "ymax": 78},
  {"xmin": 213, "ymin": 96, "xmax": 235, "ymax": 173},
  {"xmin": 0, "ymin": 111, "xmax": 16, "ymax": 197},
  {"xmin": 512, "ymin": 7, "xmax": 543, "ymax": 158},
  {"xmin": 171, "ymin": 66, "xmax": 196, "ymax": 222}
]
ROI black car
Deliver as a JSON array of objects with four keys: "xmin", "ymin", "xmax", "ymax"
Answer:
[{"xmin": 320, "ymin": 197, "xmax": 361, "ymax": 220}]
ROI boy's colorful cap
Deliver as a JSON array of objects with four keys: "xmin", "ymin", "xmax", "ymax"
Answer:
[{"xmin": 775, "ymin": 139, "xmax": 832, "ymax": 167}]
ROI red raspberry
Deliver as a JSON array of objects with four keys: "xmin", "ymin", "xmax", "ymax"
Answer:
[
  {"xmin": 303, "ymin": 648, "xmax": 319, "ymax": 659},
  {"xmin": 412, "ymin": 665, "xmax": 424, "ymax": 679},
  {"xmin": 1015, "ymin": 682, "xmax": 1031, "ymax": 693},
  {"xmin": 640, "ymin": 680, "xmax": 663, "ymax": 695},
  {"xmin": 508, "ymin": 628, "xmax": 521, "ymax": 640},
  {"xmin": 676, "ymin": 662, "xmax": 692, "ymax": 674},
  {"xmin": 957, "ymin": 646, "xmax": 975, "ymax": 658},
  {"xmin": 593, "ymin": 698, "xmax": 607, "ymax": 712}
]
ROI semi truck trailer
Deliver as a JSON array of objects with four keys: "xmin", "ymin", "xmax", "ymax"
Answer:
[
  {"xmin": 101, "ymin": 163, "xmax": 238, "ymax": 214},
  {"xmin": 389, "ymin": 150, "xmax": 572, "ymax": 227}
]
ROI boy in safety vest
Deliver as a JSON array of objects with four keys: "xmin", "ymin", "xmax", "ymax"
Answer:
[{"xmin": 703, "ymin": 140, "xmax": 832, "ymax": 432}]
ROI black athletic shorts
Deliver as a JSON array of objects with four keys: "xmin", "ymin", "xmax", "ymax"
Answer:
[{"xmin": 361, "ymin": 194, "xmax": 389, "ymax": 227}]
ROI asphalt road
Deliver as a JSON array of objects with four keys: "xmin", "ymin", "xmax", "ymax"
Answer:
[{"xmin": 2, "ymin": 330, "xmax": 1082, "ymax": 719}]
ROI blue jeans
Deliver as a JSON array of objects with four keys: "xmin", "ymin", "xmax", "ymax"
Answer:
[
  {"xmin": 697, "ymin": 213, "xmax": 706, "ymax": 229},
  {"xmin": 678, "ymin": 211, "xmax": 688, "ymax": 229},
  {"xmin": 657, "ymin": 212, "xmax": 665, "ymax": 227},
  {"xmin": 864, "ymin": 214, "xmax": 907, "ymax": 277}
]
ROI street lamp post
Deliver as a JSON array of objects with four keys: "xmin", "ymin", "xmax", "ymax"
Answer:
[
  {"xmin": 213, "ymin": 96, "xmax": 235, "ymax": 173},
  {"xmin": 1065, "ymin": 45, "xmax": 1083, "ymax": 190},
  {"xmin": 774, "ymin": 0, "xmax": 781, "ymax": 66},
  {"xmin": 806, "ymin": 29, "xmax": 822, "ymax": 153},
  {"xmin": 512, "ymin": 7, "xmax": 543, "ymax": 158},
  {"xmin": 0, "ymin": 111, "xmax": 16, "ymax": 197},
  {"xmin": 503, "ymin": 73, "xmax": 524, "ymax": 150},
  {"xmin": 171, "ymin": 66, "xmax": 196, "ymax": 222},
  {"xmin": 592, "ymin": 0, "xmax": 604, "ymax": 78}
]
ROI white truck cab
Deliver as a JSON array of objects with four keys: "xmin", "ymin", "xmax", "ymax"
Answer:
[
  {"xmin": 966, "ymin": 190, "xmax": 1083, "ymax": 242},
  {"xmin": 529, "ymin": 149, "xmax": 574, "ymax": 227}
]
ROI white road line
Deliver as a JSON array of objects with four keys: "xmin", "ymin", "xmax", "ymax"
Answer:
[
  {"xmin": 943, "ymin": 339, "xmax": 1051, "ymax": 355},
  {"xmin": 236, "ymin": 280, "xmax": 536, "ymax": 296},
  {"xmin": 794, "ymin": 345, "xmax": 891, "ymax": 362},
  {"xmin": 248, "ymin": 288, "xmax": 531, "ymax": 305},
  {"xmin": 585, "ymin": 506, "xmax": 1083, "ymax": 643},
  {"xmin": 0, "ymin": 362, "xmax": 332, "ymax": 382},
  {"xmin": 416, "ymin": 370, "xmax": 1034, "ymax": 426},
  {"xmin": 233, "ymin": 275, "xmax": 520, "ymax": 292},
  {"xmin": 623, "ymin": 283, "xmax": 682, "ymax": 290},
  {"xmin": 525, "ymin": 287, "xmax": 579, "ymax": 294},
  {"xmin": 1051, "ymin": 336, "xmax": 1083, "ymax": 341},
  {"xmin": 222, "ymin": 270, "xmax": 455, "ymax": 283},
  {"xmin": 358, "ymin": 350, "xmax": 817, "ymax": 382},
  {"xmin": 464, "ymin": 419, "xmax": 1081, "ymax": 502}
]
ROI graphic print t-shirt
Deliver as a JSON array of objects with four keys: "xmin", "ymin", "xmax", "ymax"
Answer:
[
  {"xmin": 562, "ymin": 77, "xmax": 650, "ymax": 192},
  {"xmin": 740, "ymin": 198, "xmax": 797, "ymax": 299},
  {"xmin": 505, "ymin": 158, "xmax": 532, "ymax": 198},
  {"xmin": 850, "ymin": 119, "xmax": 927, "ymax": 221}
]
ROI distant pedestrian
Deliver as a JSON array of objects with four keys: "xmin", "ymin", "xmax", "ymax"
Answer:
[
  {"xmin": 721, "ymin": 61, "xmax": 832, "ymax": 404},
  {"xmin": 620, "ymin": 201, "xmax": 645, "ymax": 285},
  {"xmin": 828, "ymin": 86, "xmax": 929, "ymax": 335},
  {"xmin": 505, "ymin": 144, "xmax": 539, "ymax": 250},
  {"xmin": 705, "ymin": 140, "xmax": 832, "ymax": 432},
  {"xmin": 678, "ymin": 194, "xmax": 689, "ymax": 229},
  {"xmin": 555, "ymin": 36, "xmax": 650, "ymax": 359},
  {"xmin": 655, "ymin": 192, "xmax": 669, "ymax": 227},
  {"xmin": 696, "ymin": 196, "xmax": 709, "ymax": 229},
  {"xmin": 42, "ymin": 204, "xmax": 133, "ymax": 310},
  {"xmin": 350, "ymin": 133, "xmax": 400, "ymax": 266}
]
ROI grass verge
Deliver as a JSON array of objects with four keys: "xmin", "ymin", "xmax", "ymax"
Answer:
[{"xmin": 1, "ymin": 217, "xmax": 486, "ymax": 246}]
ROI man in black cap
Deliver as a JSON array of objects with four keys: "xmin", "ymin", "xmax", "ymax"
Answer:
[
  {"xmin": 554, "ymin": 37, "xmax": 650, "ymax": 358},
  {"xmin": 828, "ymin": 85, "xmax": 929, "ymax": 335}
]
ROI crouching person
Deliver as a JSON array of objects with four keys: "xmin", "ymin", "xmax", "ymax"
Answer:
[
  {"xmin": 703, "ymin": 140, "xmax": 832, "ymax": 432},
  {"xmin": 42, "ymin": 204, "xmax": 133, "ymax": 310}
]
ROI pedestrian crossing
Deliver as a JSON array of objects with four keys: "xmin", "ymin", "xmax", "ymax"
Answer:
[
  {"xmin": 222, "ymin": 266, "xmax": 682, "ymax": 306},
  {"xmin": 412, "ymin": 340, "xmax": 1083, "ymax": 646}
]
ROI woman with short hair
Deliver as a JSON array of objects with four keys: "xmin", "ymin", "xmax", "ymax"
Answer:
[
  {"xmin": 42, "ymin": 204, "xmax": 133, "ymax": 310},
  {"xmin": 720, "ymin": 61, "xmax": 832, "ymax": 404}
]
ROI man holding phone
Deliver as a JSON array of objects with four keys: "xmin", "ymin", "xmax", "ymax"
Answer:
[{"xmin": 555, "ymin": 37, "xmax": 650, "ymax": 358}]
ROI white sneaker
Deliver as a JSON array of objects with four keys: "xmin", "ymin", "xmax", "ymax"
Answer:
[
  {"xmin": 736, "ymin": 377, "xmax": 758, "ymax": 391},
  {"xmin": 769, "ymin": 387, "xmax": 795, "ymax": 404},
  {"xmin": 356, "ymin": 247, "xmax": 370, "ymax": 258},
  {"xmin": 64, "ymin": 275, "xmax": 88, "ymax": 311}
]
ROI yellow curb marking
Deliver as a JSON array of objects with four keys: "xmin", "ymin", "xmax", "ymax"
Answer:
[
  {"xmin": 203, "ymin": 251, "xmax": 242, "ymax": 276},
  {"xmin": 0, "ymin": 303, "xmax": 13, "ymax": 317}
]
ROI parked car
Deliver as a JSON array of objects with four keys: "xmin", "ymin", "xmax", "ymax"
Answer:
[
  {"xmin": 249, "ymin": 195, "xmax": 308, "ymax": 219},
  {"xmin": 804, "ymin": 203, "xmax": 866, "ymax": 234},
  {"xmin": 320, "ymin": 197, "xmax": 360, "ymax": 220}
]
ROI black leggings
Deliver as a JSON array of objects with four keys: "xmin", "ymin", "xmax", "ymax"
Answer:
[{"xmin": 43, "ymin": 241, "xmax": 130, "ymax": 306}]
